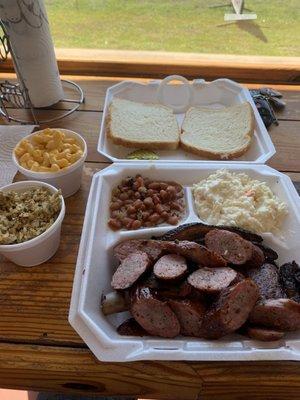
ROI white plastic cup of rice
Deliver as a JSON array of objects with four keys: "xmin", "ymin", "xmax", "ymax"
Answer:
[
  {"xmin": 12, "ymin": 129, "xmax": 87, "ymax": 198},
  {"xmin": 0, "ymin": 181, "xmax": 65, "ymax": 267}
]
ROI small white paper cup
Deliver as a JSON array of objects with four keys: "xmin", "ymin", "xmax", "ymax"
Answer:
[
  {"xmin": 0, "ymin": 181, "xmax": 65, "ymax": 267},
  {"xmin": 12, "ymin": 129, "xmax": 87, "ymax": 198}
]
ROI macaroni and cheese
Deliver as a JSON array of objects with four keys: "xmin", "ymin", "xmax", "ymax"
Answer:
[{"xmin": 14, "ymin": 128, "xmax": 84, "ymax": 172}]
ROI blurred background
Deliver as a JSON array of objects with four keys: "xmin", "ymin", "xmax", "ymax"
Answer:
[{"xmin": 45, "ymin": 0, "xmax": 299, "ymax": 56}]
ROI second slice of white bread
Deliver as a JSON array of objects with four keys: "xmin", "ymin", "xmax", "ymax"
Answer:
[
  {"xmin": 107, "ymin": 98, "xmax": 180, "ymax": 150},
  {"xmin": 180, "ymin": 102, "xmax": 255, "ymax": 159}
]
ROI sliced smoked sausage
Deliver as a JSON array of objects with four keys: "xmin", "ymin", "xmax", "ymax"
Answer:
[
  {"xmin": 205, "ymin": 229, "xmax": 263, "ymax": 268},
  {"xmin": 155, "ymin": 222, "xmax": 263, "ymax": 243},
  {"xmin": 201, "ymin": 279, "xmax": 260, "ymax": 339},
  {"xmin": 254, "ymin": 243, "xmax": 278, "ymax": 263},
  {"xmin": 163, "ymin": 240, "xmax": 227, "ymax": 268},
  {"xmin": 231, "ymin": 272, "xmax": 245, "ymax": 285},
  {"xmin": 117, "ymin": 318, "xmax": 147, "ymax": 336},
  {"xmin": 130, "ymin": 286, "xmax": 180, "ymax": 338},
  {"xmin": 247, "ymin": 245, "xmax": 265, "ymax": 268},
  {"xmin": 142, "ymin": 273, "xmax": 192, "ymax": 298},
  {"xmin": 249, "ymin": 298, "xmax": 300, "ymax": 331},
  {"xmin": 154, "ymin": 254, "xmax": 187, "ymax": 280},
  {"xmin": 205, "ymin": 229, "xmax": 253, "ymax": 265},
  {"xmin": 114, "ymin": 239, "xmax": 165, "ymax": 262},
  {"xmin": 187, "ymin": 267, "xmax": 237, "ymax": 294},
  {"xmin": 246, "ymin": 326, "xmax": 285, "ymax": 341},
  {"xmin": 169, "ymin": 299, "xmax": 206, "ymax": 337},
  {"xmin": 111, "ymin": 251, "xmax": 151, "ymax": 290},
  {"xmin": 247, "ymin": 263, "xmax": 286, "ymax": 300}
]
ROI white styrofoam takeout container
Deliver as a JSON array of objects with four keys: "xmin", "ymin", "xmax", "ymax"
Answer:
[
  {"xmin": 12, "ymin": 129, "xmax": 87, "ymax": 198},
  {"xmin": 98, "ymin": 75, "xmax": 275, "ymax": 163},
  {"xmin": 0, "ymin": 180, "xmax": 65, "ymax": 267},
  {"xmin": 69, "ymin": 162, "xmax": 300, "ymax": 362}
]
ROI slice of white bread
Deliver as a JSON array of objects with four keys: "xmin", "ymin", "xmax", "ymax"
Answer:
[
  {"xmin": 107, "ymin": 98, "xmax": 180, "ymax": 150},
  {"xmin": 180, "ymin": 102, "xmax": 255, "ymax": 159}
]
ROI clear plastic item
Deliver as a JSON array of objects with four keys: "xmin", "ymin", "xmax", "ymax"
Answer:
[
  {"xmin": 98, "ymin": 76, "xmax": 275, "ymax": 163},
  {"xmin": 0, "ymin": 181, "xmax": 65, "ymax": 267},
  {"xmin": 12, "ymin": 129, "xmax": 87, "ymax": 198},
  {"xmin": 69, "ymin": 162, "xmax": 300, "ymax": 362}
]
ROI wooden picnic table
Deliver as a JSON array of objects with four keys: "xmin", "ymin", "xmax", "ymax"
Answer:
[{"xmin": 0, "ymin": 74, "xmax": 300, "ymax": 399}]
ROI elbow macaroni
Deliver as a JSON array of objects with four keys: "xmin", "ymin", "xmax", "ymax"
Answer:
[{"xmin": 14, "ymin": 128, "xmax": 84, "ymax": 172}]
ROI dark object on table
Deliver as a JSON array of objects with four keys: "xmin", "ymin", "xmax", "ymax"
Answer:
[
  {"xmin": 279, "ymin": 261, "xmax": 300, "ymax": 303},
  {"xmin": 250, "ymin": 87, "xmax": 286, "ymax": 129}
]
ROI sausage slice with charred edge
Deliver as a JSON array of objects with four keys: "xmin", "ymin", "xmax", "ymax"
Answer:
[
  {"xmin": 168, "ymin": 299, "xmax": 206, "ymax": 337},
  {"xmin": 114, "ymin": 239, "xmax": 165, "ymax": 262},
  {"xmin": 187, "ymin": 267, "xmax": 237, "ymax": 294},
  {"xmin": 154, "ymin": 222, "xmax": 263, "ymax": 243},
  {"xmin": 163, "ymin": 240, "xmax": 227, "ymax": 268},
  {"xmin": 249, "ymin": 298, "xmax": 300, "ymax": 331},
  {"xmin": 231, "ymin": 272, "xmax": 245, "ymax": 285},
  {"xmin": 130, "ymin": 286, "xmax": 180, "ymax": 338},
  {"xmin": 153, "ymin": 254, "xmax": 187, "ymax": 280},
  {"xmin": 246, "ymin": 245, "xmax": 265, "ymax": 268},
  {"xmin": 205, "ymin": 229, "xmax": 263, "ymax": 268},
  {"xmin": 254, "ymin": 243, "xmax": 278, "ymax": 263},
  {"xmin": 111, "ymin": 251, "xmax": 152, "ymax": 290},
  {"xmin": 201, "ymin": 279, "xmax": 260, "ymax": 339},
  {"xmin": 142, "ymin": 273, "xmax": 192, "ymax": 298},
  {"xmin": 246, "ymin": 326, "xmax": 285, "ymax": 342}
]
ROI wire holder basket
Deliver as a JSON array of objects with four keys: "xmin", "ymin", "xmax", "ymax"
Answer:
[{"xmin": 0, "ymin": 21, "xmax": 84, "ymax": 126}]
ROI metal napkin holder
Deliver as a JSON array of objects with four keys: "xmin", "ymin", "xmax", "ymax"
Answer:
[{"xmin": 0, "ymin": 21, "xmax": 84, "ymax": 125}]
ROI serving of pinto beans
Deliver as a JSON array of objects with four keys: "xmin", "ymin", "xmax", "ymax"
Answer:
[{"xmin": 108, "ymin": 175, "xmax": 185, "ymax": 230}]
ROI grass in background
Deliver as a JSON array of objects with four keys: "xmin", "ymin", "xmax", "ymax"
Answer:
[{"xmin": 46, "ymin": 0, "xmax": 300, "ymax": 56}]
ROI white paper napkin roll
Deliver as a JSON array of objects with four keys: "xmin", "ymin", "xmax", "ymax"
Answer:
[{"xmin": 0, "ymin": 0, "xmax": 64, "ymax": 107}]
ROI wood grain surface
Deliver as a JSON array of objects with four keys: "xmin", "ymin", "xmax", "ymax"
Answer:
[
  {"xmin": 0, "ymin": 74, "xmax": 300, "ymax": 398},
  {"xmin": 1, "ymin": 343, "xmax": 300, "ymax": 400},
  {"xmin": 3, "ymin": 50, "xmax": 300, "ymax": 83}
]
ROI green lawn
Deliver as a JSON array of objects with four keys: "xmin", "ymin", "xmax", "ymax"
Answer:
[{"xmin": 46, "ymin": 0, "xmax": 300, "ymax": 56}]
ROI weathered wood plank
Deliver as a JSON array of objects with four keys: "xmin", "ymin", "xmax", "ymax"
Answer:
[
  {"xmin": 3, "ymin": 50, "xmax": 299, "ymax": 83},
  {"xmin": 0, "ymin": 343, "xmax": 300, "ymax": 400},
  {"xmin": 267, "ymin": 121, "xmax": 300, "ymax": 171}
]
